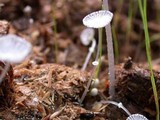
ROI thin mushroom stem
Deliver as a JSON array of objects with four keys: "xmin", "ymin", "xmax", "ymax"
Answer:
[
  {"xmin": 100, "ymin": 100, "xmax": 131, "ymax": 116},
  {"xmin": 102, "ymin": 0, "xmax": 109, "ymax": 10},
  {"xmin": 95, "ymin": 28, "xmax": 103, "ymax": 78},
  {"xmin": 81, "ymin": 51, "xmax": 92, "ymax": 71},
  {"xmin": 105, "ymin": 24, "xmax": 115, "ymax": 96},
  {"xmin": 81, "ymin": 39, "xmax": 96, "ymax": 71},
  {"xmin": 0, "ymin": 62, "xmax": 10, "ymax": 84},
  {"xmin": 103, "ymin": 0, "xmax": 116, "ymax": 97}
]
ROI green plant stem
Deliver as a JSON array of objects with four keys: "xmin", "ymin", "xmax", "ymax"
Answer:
[
  {"xmin": 95, "ymin": 28, "xmax": 103, "ymax": 78},
  {"xmin": 138, "ymin": 1, "xmax": 160, "ymax": 120}
]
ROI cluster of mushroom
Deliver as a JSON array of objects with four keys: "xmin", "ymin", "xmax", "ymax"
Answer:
[
  {"xmin": 80, "ymin": 10, "xmax": 113, "ymax": 97},
  {"xmin": 80, "ymin": 4, "xmax": 148, "ymax": 120}
]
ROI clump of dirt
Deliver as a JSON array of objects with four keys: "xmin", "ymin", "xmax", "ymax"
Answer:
[
  {"xmin": 106, "ymin": 60, "xmax": 160, "ymax": 120},
  {"xmin": 0, "ymin": 59, "xmax": 159, "ymax": 120},
  {"xmin": 0, "ymin": 63, "xmax": 91, "ymax": 119}
]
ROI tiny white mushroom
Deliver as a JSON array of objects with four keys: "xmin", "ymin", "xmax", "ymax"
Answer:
[
  {"xmin": 82, "ymin": 10, "xmax": 113, "ymax": 79},
  {"xmin": 92, "ymin": 61, "xmax": 99, "ymax": 66},
  {"xmin": 0, "ymin": 34, "xmax": 32, "ymax": 84},
  {"xmin": 126, "ymin": 114, "xmax": 148, "ymax": 120},
  {"xmin": 80, "ymin": 9, "xmax": 114, "ymax": 104},
  {"xmin": 90, "ymin": 88, "xmax": 98, "ymax": 96},
  {"xmin": 101, "ymin": 101, "xmax": 148, "ymax": 120},
  {"xmin": 29, "ymin": 18, "xmax": 34, "ymax": 24},
  {"xmin": 80, "ymin": 28, "xmax": 95, "ymax": 46},
  {"xmin": 0, "ymin": 34, "xmax": 32, "ymax": 63},
  {"xmin": 83, "ymin": 10, "xmax": 113, "ymax": 28},
  {"xmin": 80, "ymin": 28, "xmax": 96, "ymax": 71},
  {"xmin": 23, "ymin": 5, "xmax": 32, "ymax": 14}
]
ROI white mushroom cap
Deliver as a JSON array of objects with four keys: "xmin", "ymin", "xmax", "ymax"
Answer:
[
  {"xmin": 80, "ymin": 28, "xmax": 95, "ymax": 46},
  {"xmin": 23, "ymin": 5, "xmax": 32, "ymax": 14},
  {"xmin": 0, "ymin": 34, "xmax": 32, "ymax": 63},
  {"xmin": 126, "ymin": 114, "xmax": 148, "ymax": 120},
  {"xmin": 90, "ymin": 88, "xmax": 98, "ymax": 96},
  {"xmin": 83, "ymin": 10, "xmax": 113, "ymax": 28},
  {"xmin": 92, "ymin": 61, "xmax": 99, "ymax": 66}
]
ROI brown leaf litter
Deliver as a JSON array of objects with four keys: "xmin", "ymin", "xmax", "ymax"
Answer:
[{"xmin": 0, "ymin": 64, "xmax": 91, "ymax": 119}]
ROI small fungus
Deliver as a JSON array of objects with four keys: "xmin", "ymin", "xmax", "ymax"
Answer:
[
  {"xmin": 126, "ymin": 114, "xmax": 148, "ymax": 120},
  {"xmin": 80, "ymin": 28, "xmax": 95, "ymax": 46},
  {"xmin": 83, "ymin": 10, "xmax": 113, "ymax": 28},
  {"xmin": 0, "ymin": 34, "xmax": 32, "ymax": 63},
  {"xmin": 80, "ymin": 28, "xmax": 96, "ymax": 71},
  {"xmin": 90, "ymin": 88, "xmax": 98, "ymax": 96},
  {"xmin": 23, "ymin": 5, "xmax": 32, "ymax": 15},
  {"xmin": 0, "ymin": 34, "xmax": 32, "ymax": 84},
  {"xmin": 92, "ymin": 61, "xmax": 99, "ymax": 66},
  {"xmin": 82, "ymin": 10, "xmax": 115, "ymax": 96},
  {"xmin": 100, "ymin": 100, "xmax": 148, "ymax": 120}
]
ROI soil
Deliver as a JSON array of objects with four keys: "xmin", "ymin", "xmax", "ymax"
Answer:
[{"xmin": 0, "ymin": 0, "xmax": 160, "ymax": 120}]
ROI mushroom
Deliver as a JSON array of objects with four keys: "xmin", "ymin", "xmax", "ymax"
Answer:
[
  {"xmin": 100, "ymin": 100, "xmax": 148, "ymax": 120},
  {"xmin": 90, "ymin": 87, "xmax": 98, "ymax": 96},
  {"xmin": 126, "ymin": 114, "xmax": 148, "ymax": 120},
  {"xmin": 83, "ymin": 9, "xmax": 115, "ymax": 96},
  {"xmin": 83, "ymin": 10, "xmax": 113, "ymax": 70},
  {"xmin": 80, "ymin": 28, "xmax": 95, "ymax": 46},
  {"xmin": 83, "ymin": 10, "xmax": 113, "ymax": 28},
  {"xmin": 0, "ymin": 34, "xmax": 32, "ymax": 84},
  {"xmin": 23, "ymin": 5, "xmax": 32, "ymax": 15},
  {"xmin": 80, "ymin": 28, "xmax": 96, "ymax": 71},
  {"xmin": 0, "ymin": 34, "xmax": 32, "ymax": 63}
]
